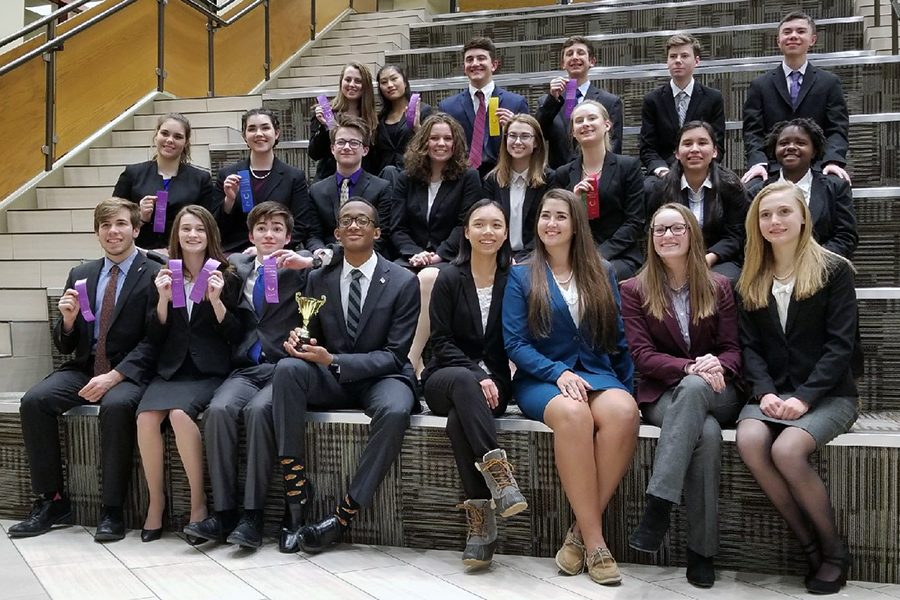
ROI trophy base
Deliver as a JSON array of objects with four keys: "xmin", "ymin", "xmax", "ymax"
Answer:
[{"xmin": 294, "ymin": 328, "xmax": 312, "ymax": 350}]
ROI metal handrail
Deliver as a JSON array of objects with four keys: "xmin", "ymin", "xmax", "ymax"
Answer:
[{"xmin": 0, "ymin": 0, "xmax": 93, "ymax": 50}]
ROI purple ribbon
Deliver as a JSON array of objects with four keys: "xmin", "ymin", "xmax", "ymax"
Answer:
[
  {"xmin": 406, "ymin": 93, "xmax": 420, "ymax": 129},
  {"xmin": 169, "ymin": 259, "xmax": 186, "ymax": 308},
  {"xmin": 152, "ymin": 190, "xmax": 168, "ymax": 234},
  {"xmin": 317, "ymin": 95, "xmax": 336, "ymax": 129},
  {"xmin": 188, "ymin": 258, "xmax": 221, "ymax": 304},
  {"xmin": 563, "ymin": 79, "xmax": 578, "ymax": 120},
  {"xmin": 73, "ymin": 279, "xmax": 95, "ymax": 322},
  {"xmin": 237, "ymin": 170, "xmax": 254, "ymax": 213},
  {"xmin": 263, "ymin": 255, "xmax": 278, "ymax": 303}
]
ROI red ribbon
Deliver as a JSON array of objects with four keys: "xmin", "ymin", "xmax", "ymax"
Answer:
[{"xmin": 585, "ymin": 173, "xmax": 600, "ymax": 219}]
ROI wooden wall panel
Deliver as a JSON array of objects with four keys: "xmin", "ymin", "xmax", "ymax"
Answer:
[
  {"xmin": 214, "ymin": 1, "xmax": 265, "ymax": 96},
  {"xmin": 315, "ymin": 0, "xmax": 350, "ymax": 33},
  {"xmin": 458, "ymin": 0, "xmax": 555, "ymax": 10},
  {"xmin": 0, "ymin": 56, "xmax": 46, "ymax": 201},
  {"xmin": 163, "ymin": 0, "xmax": 209, "ymax": 98},
  {"xmin": 55, "ymin": 0, "xmax": 156, "ymax": 157},
  {"xmin": 353, "ymin": 0, "xmax": 378, "ymax": 12},
  {"xmin": 269, "ymin": 0, "xmax": 311, "ymax": 69}
]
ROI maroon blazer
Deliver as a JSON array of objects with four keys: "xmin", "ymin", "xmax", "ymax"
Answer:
[{"xmin": 620, "ymin": 273, "xmax": 741, "ymax": 405}]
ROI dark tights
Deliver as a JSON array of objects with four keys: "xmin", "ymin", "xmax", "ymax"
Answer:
[{"xmin": 736, "ymin": 419, "xmax": 842, "ymax": 582}]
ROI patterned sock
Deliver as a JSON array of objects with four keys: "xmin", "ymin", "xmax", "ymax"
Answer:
[
  {"xmin": 334, "ymin": 494, "xmax": 360, "ymax": 528},
  {"xmin": 279, "ymin": 457, "xmax": 309, "ymax": 504}
]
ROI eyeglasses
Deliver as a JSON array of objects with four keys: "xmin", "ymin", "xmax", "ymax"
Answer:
[
  {"xmin": 334, "ymin": 138, "xmax": 364, "ymax": 149},
  {"xmin": 506, "ymin": 132, "xmax": 535, "ymax": 142},
  {"xmin": 338, "ymin": 215, "xmax": 373, "ymax": 228},
  {"xmin": 650, "ymin": 223, "xmax": 689, "ymax": 237}
]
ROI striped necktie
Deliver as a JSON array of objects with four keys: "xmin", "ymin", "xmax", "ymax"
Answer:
[
  {"xmin": 676, "ymin": 91, "xmax": 689, "ymax": 126},
  {"xmin": 346, "ymin": 269, "xmax": 363, "ymax": 340},
  {"xmin": 93, "ymin": 264, "xmax": 120, "ymax": 376},
  {"xmin": 469, "ymin": 90, "xmax": 486, "ymax": 169}
]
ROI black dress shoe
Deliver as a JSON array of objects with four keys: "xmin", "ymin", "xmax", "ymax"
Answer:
[
  {"xmin": 226, "ymin": 511, "xmax": 264, "ymax": 549},
  {"xmin": 299, "ymin": 515, "xmax": 345, "ymax": 554},
  {"xmin": 628, "ymin": 494, "xmax": 674, "ymax": 553},
  {"xmin": 686, "ymin": 548, "xmax": 715, "ymax": 588},
  {"xmin": 141, "ymin": 528, "xmax": 162, "ymax": 543},
  {"xmin": 806, "ymin": 544, "xmax": 850, "ymax": 595},
  {"xmin": 94, "ymin": 512, "xmax": 126, "ymax": 543},
  {"xmin": 183, "ymin": 513, "xmax": 237, "ymax": 544},
  {"xmin": 279, "ymin": 479, "xmax": 315, "ymax": 553},
  {"xmin": 8, "ymin": 497, "xmax": 72, "ymax": 538}
]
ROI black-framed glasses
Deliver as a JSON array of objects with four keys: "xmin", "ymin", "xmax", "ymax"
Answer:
[
  {"xmin": 334, "ymin": 138, "xmax": 364, "ymax": 149},
  {"xmin": 650, "ymin": 223, "xmax": 689, "ymax": 237},
  {"xmin": 506, "ymin": 132, "xmax": 535, "ymax": 142},
  {"xmin": 338, "ymin": 215, "xmax": 373, "ymax": 228}
]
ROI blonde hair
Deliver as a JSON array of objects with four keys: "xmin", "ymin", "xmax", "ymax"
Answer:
[
  {"xmin": 488, "ymin": 114, "xmax": 547, "ymax": 187},
  {"xmin": 332, "ymin": 62, "xmax": 378, "ymax": 143},
  {"xmin": 737, "ymin": 181, "xmax": 849, "ymax": 310},
  {"xmin": 570, "ymin": 99, "xmax": 612, "ymax": 152},
  {"xmin": 636, "ymin": 203, "xmax": 718, "ymax": 324}
]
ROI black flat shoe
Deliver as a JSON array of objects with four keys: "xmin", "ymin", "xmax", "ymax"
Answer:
[
  {"xmin": 141, "ymin": 527, "xmax": 162, "ymax": 543},
  {"xmin": 226, "ymin": 511, "xmax": 264, "ymax": 549},
  {"xmin": 279, "ymin": 479, "xmax": 316, "ymax": 553},
  {"xmin": 183, "ymin": 513, "xmax": 237, "ymax": 544},
  {"xmin": 299, "ymin": 515, "xmax": 345, "ymax": 554}
]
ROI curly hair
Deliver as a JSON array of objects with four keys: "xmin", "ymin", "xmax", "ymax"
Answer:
[{"xmin": 402, "ymin": 113, "xmax": 470, "ymax": 184}]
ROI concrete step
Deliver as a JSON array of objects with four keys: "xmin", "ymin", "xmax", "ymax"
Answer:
[
  {"xmin": 62, "ymin": 166, "xmax": 124, "ymax": 187},
  {"xmin": 0, "ymin": 260, "xmax": 82, "ymax": 289},
  {"xmin": 133, "ymin": 111, "xmax": 243, "ymax": 131},
  {"xmin": 285, "ymin": 64, "xmax": 347, "ymax": 78},
  {"xmin": 74, "ymin": 146, "xmax": 212, "ymax": 169},
  {"xmin": 344, "ymin": 9, "xmax": 425, "ymax": 22},
  {"xmin": 0, "ymin": 289, "xmax": 50, "ymax": 321},
  {"xmin": 7, "ymin": 208, "xmax": 94, "ymax": 234},
  {"xmin": 316, "ymin": 32, "xmax": 408, "ymax": 48},
  {"xmin": 0, "ymin": 233, "xmax": 101, "ymax": 261},
  {"xmin": 112, "ymin": 127, "xmax": 243, "ymax": 147},
  {"xmin": 152, "ymin": 95, "xmax": 262, "ymax": 114},
  {"xmin": 0, "ymin": 355, "xmax": 53, "ymax": 394},
  {"xmin": 296, "ymin": 51, "xmax": 387, "ymax": 68},
  {"xmin": 35, "ymin": 187, "xmax": 112, "ymax": 209}
]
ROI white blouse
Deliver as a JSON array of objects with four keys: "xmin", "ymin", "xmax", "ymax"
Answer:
[{"xmin": 772, "ymin": 278, "xmax": 795, "ymax": 332}]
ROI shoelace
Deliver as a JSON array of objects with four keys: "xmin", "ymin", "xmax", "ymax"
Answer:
[
  {"xmin": 587, "ymin": 547, "xmax": 614, "ymax": 566},
  {"xmin": 456, "ymin": 503, "xmax": 486, "ymax": 537},
  {"xmin": 481, "ymin": 458, "xmax": 515, "ymax": 488}
]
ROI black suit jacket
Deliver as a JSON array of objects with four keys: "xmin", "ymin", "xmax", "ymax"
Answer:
[
  {"xmin": 639, "ymin": 82, "xmax": 726, "ymax": 173},
  {"xmin": 390, "ymin": 168, "xmax": 483, "ymax": 261},
  {"xmin": 228, "ymin": 253, "xmax": 308, "ymax": 368},
  {"xmin": 148, "ymin": 270, "xmax": 243, "ymax": 378},
  {"xmin": 751, "ymin": 171, "xmax": 858, "ymax": 258},
  {"xmin": 373, "ymin": 103, "xmax": 434, "ymax": 174},
  {"xmin": 53, "ymin": 253, "xmax": 161, "ymax": 384},
  {"xmin": 306, "ymin": 254, "xmax": 420, "ymax": 399},
  {"xmin": 536, "ymin": 85, "xmax": 624, "ymax": 169},
  {"xmin": 743, "ymin": 64, "xmax": 849, "ymax": 170},
  {"xmin": 551, "ymin": 153, "xmax": 645, "ymax": 269},
  {"xmin": 421, "ymin": 263, "xmax": 511, "ymax": 396},
  {"xmin": 113, "ymin": 161, "xmax": 215, "ymax": 250},
  {"xmin": 482, "ymin": 169, "xmax": 554, "ymax": 257},
  {"xmin": 214, "ymin": 157, "xmax": 313, "ymax": 253},
  {"xmin": 307, "ymin": 171, "xmax": 393, "ymax": 256},
  {"xmin": 739, "ymin": 257, "xmax": 858, "ymax": 405}
]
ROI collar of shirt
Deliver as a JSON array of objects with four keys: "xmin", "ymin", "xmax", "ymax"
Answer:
[
  {"xmin": 511, "ymin": 169, "xmax": 529, "ymax": 187},
  {"xmin": 680, "ymin": 174, "xmax": 712, "ymax": 195},
  {"xmin": 577, "ymin": 81, "xmax": 591, "ymax": 99},
  {"xmin": 336, "ymin": 168, "xmax": 363, "ymax": 190},
  {"xmin": 103, "ymin": 247, "xmax": 139, "ymax": 277},
  {"xmin": 670, "ymin": 78, "xmax": 696, "ymax": 98},
  {"xmin": 469, "ymin": 81, "xmax": 495, "ymax": 104},
  {"xmin": 781, "ymin": 61, "xmax": 808, "ymax": 78},
  {"xmin": 342, "ymin": 252, "xmax": 378, "ymax": 283},
  {"xmin": 778, "ymin": 169, "xmax": 814, "ymax": 201}
]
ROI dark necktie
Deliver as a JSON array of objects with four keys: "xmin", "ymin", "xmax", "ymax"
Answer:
[
  {"xmin": 469, "ymin": 90, "xmax": 486, "ymax": 169},
  {"xmin": 346, "ymin": 269, "xmax": 363, "ymax": 340},
  {"xmin": 789, "ymin": 71, "xmax": 802, "ymax": 109},
  {"xmin": 93, "ymin": 264, "xmax": 120, "ymax": 376},
  {"xmin": 249, "ymin": 266, "xmax": 265, "ymax": 363}
]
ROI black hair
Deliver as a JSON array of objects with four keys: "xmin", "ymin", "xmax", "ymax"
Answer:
[
  {"xmin": 453, "ymin": 198, "xmax": 512, "ymax": 268},
  {"xmin": 764, "ymin": 118, "xmax": 826, "ymax": 163},
  {"xmin": 339, "ymin": 196, "xmax": 380, "ymax": 228},
  {"xmin": 375, "ymin": 64, "xmax": 413, "ymax": 122}
]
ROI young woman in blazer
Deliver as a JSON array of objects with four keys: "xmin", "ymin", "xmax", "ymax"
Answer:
[
  {"xmin": 649, "ymin": 121, "xmax": 749, "ymax": 282},
  {"xmin": 113, "ymin": 113, "xmax": 215, "ymax": 254},
  {"xmin": 747, "ymin": 118, "xmax": 858, "ymax": 258},
  {"xmin": 502, "ymin": 188, "xmax": 637, "ymax": 586},
  {"xmin": 308, "ymin": 62, "xmax": 379, "ymax": 181},
  {"xmin": 483, "ymin": 114, "xmax": 554, "ymax": 262},
  {"xmin": 373, "ymin": 64, "xmax": 433, "ymax": 175},
  {"xmin": 621, "ymin": 203, "xmax": 743, "ymax": 588},
  {"xmin": 136, "ymin": 205, "xmax": 242, "ymax": 542},
  {"xmin": 390, "ymin": 112, "xmax": 483, "ymax": 375},
  {"xmin": 215, "ymin": 108, "xmax": 313, "ymax": 253},
  {"xmin": 422, "ymin": 199, "xmax": 527, "ymax": 569},
  {"xmin": 736, "ymin": 181, "xmax": 859, "ymax": 595},
  {"xmin": 552, "ymin": 100, "xmax": 645, "ymax": 280}
]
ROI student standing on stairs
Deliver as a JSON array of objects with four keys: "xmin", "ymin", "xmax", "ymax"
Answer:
[
  {"xmin": 113, "ymin": 112, "xmax": 215, "ymax": 256},
  {"xmin": 372, "ymin": 64, "xmax": 433, "ymax": 176}
]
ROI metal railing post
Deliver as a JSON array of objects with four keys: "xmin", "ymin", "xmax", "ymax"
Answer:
[
  {"xmin": 263, "ymin": 0, "xmax": 270, "ymax": 80},
  {"xmin": 892, "ymin": 0, "xmax": 900, "ymax": 54},
  {"xmin": 157, "ymin": 0, "xmax": 167, "ymax": 91},
  {"xmin": 42, "ymin": 19, "xmax": 58, "ymax": 170},
  {"xmin": 310, "ymin": 0, "xmax": 316, "ymax": 40},
  {"xmin": 207, "ymin": 16, "xmax": 216, "ymax": 96}
]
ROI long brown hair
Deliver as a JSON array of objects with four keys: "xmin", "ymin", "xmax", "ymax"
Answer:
[
  {"xmin": 152, "ymin": 112, "xmax": 192, "ymax": 164},
  {"xmin": 736, "ymin": 181, "xmax": 848, "ymax": 310},
  {"xmin": 167, "ymin": 205, "xmax": 232, "ymax": 277},
  {"xmin": 636, "ymin": 203, "xmax": 717, "ymax": 324},
  {"xmin": 403, "ymin": 113, "xmax": 469, "ymax": 184},
  {"xmin": 526, "ymin": 188, "xmax": 618, "ymax": 350},
  {"xmin": 488, "ymin": 113, "xmax": 547, "ymax": 187},
  {"xmin": 331, "ymin": 62, "xmax": 377, "ymax": 143}
]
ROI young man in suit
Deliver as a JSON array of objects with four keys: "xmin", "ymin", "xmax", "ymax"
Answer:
[
  {"xmin": 269, "ymin": 198, "xmax": 420, "ymax": 553},
  {"xmin": 536, "ymin": 36, "xmax": 624, "ymax": 168},
  {"xmin": 741, "ymin": 11, "xmax": 850, "ymax": 184},
  {"xmin": 307, "ymin": 116, "xmax": 393, "ymax": 263},
  {"xmin": 10, "ymin": 198, "xmax": 161, "ymax": 542},
  {"xmin": 640, "ymin": 34, "xmax": 726, "ymax": 191},
  {"xmin": 438, "ymin": 37, "xmax": 529, "ymax": 177},
  {"xmin": 183, "ymin": 201, "xmax": 314, "ymax": 552}
]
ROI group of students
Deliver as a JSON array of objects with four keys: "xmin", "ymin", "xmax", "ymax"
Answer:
[{"xmin": 8, "ymin": 8, "xmax": 862, "ymax": 597}]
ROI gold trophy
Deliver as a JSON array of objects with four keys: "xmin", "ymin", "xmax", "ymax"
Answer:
[{"xmin": 294, "ymin": 294, "xmax": 327, "ymax": 346}]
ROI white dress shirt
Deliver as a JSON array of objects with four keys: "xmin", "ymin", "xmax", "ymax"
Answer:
[
  {"xmin": 509, "ymin": 170, "xmax": 528, "ymax": 251},
  {"xmin": 340, "ymin": 252, "xmax": 378, "ymax": 323},
  {"xmin": 680, "ymin": 175, "xmax": 712, "ymax": 226},
  {"xmin": 468, "ymin": 81, "xmax": 495, "ymax": 115},
  {"xmin": 778, "ymin": 169, "xmax": 814, "ymax": 205},
  {"xmin": 781, "ymin": 61, "xmax": 808, "ymax": 91}
]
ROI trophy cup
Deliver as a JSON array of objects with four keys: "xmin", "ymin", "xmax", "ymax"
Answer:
[{"xmin": 294, "ymin": 294, "xmax": 327, "ymax": 346}]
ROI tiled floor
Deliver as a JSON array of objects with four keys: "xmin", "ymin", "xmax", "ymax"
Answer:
[{"xmin": 2, "ymin": 520, "xmax": 898, "ymax": 600}]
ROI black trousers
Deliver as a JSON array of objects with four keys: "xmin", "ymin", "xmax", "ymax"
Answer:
[
  {"xmin": 19, "ymin": 368, "xmax": 143, "ymax": 507},
  {"xmin": 269, "ymin": 358, "xmax": 415, "ymax": 508},
  {"xmin": 423, "ymin": 366, "xmax": 508, "ymax": 499}
]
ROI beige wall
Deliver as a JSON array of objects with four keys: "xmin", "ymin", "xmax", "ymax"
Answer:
[
  {"xmin": 0, "ymin": 0, "xmax": 25, "ymax": 50},
  {"xmin": 380, "ymin": 0, "xmax": 449, "ymax": 13}
]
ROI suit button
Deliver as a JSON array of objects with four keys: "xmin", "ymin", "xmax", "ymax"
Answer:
[{"xmin": 573, "ymin": 335, "xmax": 579, "ymax": 341}]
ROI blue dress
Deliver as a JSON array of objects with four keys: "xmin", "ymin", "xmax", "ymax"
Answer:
[{"xmin": 502, "ymin": 264, "xmax": 634, "ymax": 422}]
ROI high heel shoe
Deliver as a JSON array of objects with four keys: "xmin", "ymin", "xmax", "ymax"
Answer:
[
  {"xmin": 801, "ymin": 540, "xmax": 821, "ymax": 585},
  {"xmin": 806, "ymin": 544, "xmax": 850, "ymax": 595},
  {"xmin": 141, "ymin": 527, "xmax": 162, "ymax": 543}
]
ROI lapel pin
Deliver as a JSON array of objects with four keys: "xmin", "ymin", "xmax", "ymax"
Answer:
[{"xmin": 379, "ymin": 277, "xmax": 385, "ymax": 284}]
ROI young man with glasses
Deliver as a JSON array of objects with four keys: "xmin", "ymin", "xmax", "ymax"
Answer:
[
  {"xmin": 266, "ymin": 198, "xmax": 420, "ymax": 554},
  {"xmin": 307, "ymin": 116, "xmax": 393, "ymax": 263}
]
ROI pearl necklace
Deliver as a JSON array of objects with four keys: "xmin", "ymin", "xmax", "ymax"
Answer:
[{"xmin": 249, "ymin": 168, "xmax": 271, "ymax": 180}]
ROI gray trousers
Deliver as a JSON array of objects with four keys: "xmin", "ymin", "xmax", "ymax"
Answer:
[
  {"xmin": 641, "ymin": 374, "xmax": 743, "ymax": 557},
  {"xmin": 203, "ymin": 363, "xmax": 277, "ymax": 512}
]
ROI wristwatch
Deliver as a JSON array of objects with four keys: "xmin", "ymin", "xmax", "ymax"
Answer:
[{"xmin": 328, "ymin": 358, "xmax": 341, "ymax": 379}]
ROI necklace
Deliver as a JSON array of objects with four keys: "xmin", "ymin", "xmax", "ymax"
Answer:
[
  {"xmin": 249, "ymin": 168, "xmax": 271, "ymax": 180},
  {"xmin": 773, "ymin": 269, "xmax": 795, "ymax": 281},
  {"xmin": 668, "ymin": 280, "xmax": 688, "ymax": 293},
  {"xmin": 553, "ymin": 270, "xmax": 574, "ymax": 285}
]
